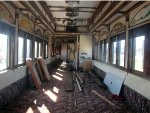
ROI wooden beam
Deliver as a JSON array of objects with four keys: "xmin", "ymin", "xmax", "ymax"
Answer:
[
  {"xmin": 100, "ymin": 1, "xmax": 130, "ymax": 27},
  {"xmin": 74, "ymin": 71, "xmax": 84, "ymax": 83},
  {"xmin": 91, "ymin": 1, "xmax": 120, "ymax": 32},
  {"xmin": 90, "ymin": 1, "xmax": 108, "ymax": 24},
  {"xmin": 39, "ymin": 1, "xmax": 55, "ymax": 24},
  {"xmin": 91, "ymin": 1, "xmax": 131, "ymax": 32},
  {"xmin": 50, "ymin": 10, "xmax": 95, "ymax": 13},
  {"xmin": 92, "ymin": 90, "xmax": 120, "ymax": 109},
  {"xmin": 56, "ymin": 25, "xmax": 88, "ymax": 27},
  {"xmin": 75, "ymin": 75, "xmax": 82, "ymax": 91},
  {"xmin": 54, "ymin": 17, "xmax": 90, "ymax": 20},
  {"xmin": 55, "ymin": 31, "xmax": 87, "ymax": 34},
  {"xmin": 28, "ymin": 1, "xmax": 54, "ymax": 33},
  {"xmin": 125, "ymin": 1, "xmax": 145, "ymax": 14},
  {"xmin": 49, "ymin": 6, "xmax": 97, "ymax": 9},
  {"xmin": 19, "ymin": 1, "xmax": 51, "ymax": 32},
  {"xmin": 93, "ymin": 1, "xmax": 146, "ymax": 32},
  {"xmin": 6, "ymin": 1, "xmax": 18, "ymax": 9}
]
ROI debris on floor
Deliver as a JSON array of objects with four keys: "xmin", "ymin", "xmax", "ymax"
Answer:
[{"xmin": 1, "ymin": 62, "xmax": 134, "ymax": 113}]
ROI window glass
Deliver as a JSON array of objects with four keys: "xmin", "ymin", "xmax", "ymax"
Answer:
[
  {"xmin": 0, "ymin": 34, "xmax": 8, "ymax": 70},
  {"xmin": 134, "ymin": 36, "xmax": 145, "ymax": 72},
  {"xmin": 18, "ymin": 37, "xmax": 24, "ymax": 64},
  {"xmin": 34, "ymin": 41, "xmax": 37, "ymax": 58},
  {"xmin": 94, "ymin": 44, "xmax": 97, "ymax": 60},
  {"xmin": 101, "ymin": 41, "xmax": 104, "ymax": 61},
  {"xmin": 105, "ymin": 43, "xmax": 109, "ymax": 62},
  {"xmin": 39, "ymin": 43, "xmax": 41, "ymax": 57},
  {"xmin": 45, "ymin": 44, "xmax": 48, "ymax": 58},
  {"xmin": 119, "ymin": 40, "xmax": 125, "ymax": 67},
  {"xmin": 26, "ymin": 39, "xmax": 31, "ymax": 59},
  {"xmin": 112, "ymin": 41, "xmax": 116, "ymax": 64}
]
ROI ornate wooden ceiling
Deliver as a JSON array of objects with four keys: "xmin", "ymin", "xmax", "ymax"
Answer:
[{"xmin": 7, "ymin": 1, "xmax": 145, "ymax": 34}]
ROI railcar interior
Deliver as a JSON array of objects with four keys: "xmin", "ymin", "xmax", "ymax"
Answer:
[{"xmin": 0, "ymin": 0, "xmax": 150, "ymax": 113}]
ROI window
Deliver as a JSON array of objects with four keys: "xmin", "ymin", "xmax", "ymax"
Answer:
[
  {"xmin": 118, "ymin": 40, "xmax": 125, "ymax": 67},
  {"xmin": 18, "ymin": 37, "xmax": 24, "ymax": 64},
  {"xmin": 101, "ymin": 41, "xmax": 105, "ymax": 61},
  {"xmin": 112, "ymin": 41, "xmax": 116, "ymax": 64},
  {"xmin": 94, "ymin": 43, "xmax": 98, "ymax": 60},
  {"xmin": 34, "ymin": 41, "xmax": 38, "ymax": 58},
  {"xmin": 0, "ymin": 34, "xmax": 9, "ymax": 70},
  {"xmin": 133, "ymin": 36, "xmax": 145, "ymax": 72},
  {"xmin": 26, "ymin": 39, "xmax": 31, "ymax": 59},
  {"xmin": 38, "ymin": 43, "xmax": 41, "ymax": 57},
  {"xmin": 105, "ymin": 42, "xmax": 109, "ymax": 62},
  {"xmin": 45, "ymin": 44, "xmax": 48, "ymax": 58},
  {"xmin": 98, "ymin": 42, "xmax": 101, "ymax": 61}
]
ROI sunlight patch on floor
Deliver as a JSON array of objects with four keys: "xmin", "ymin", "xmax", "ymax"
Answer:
[
  {"xmin": 44, "ymin": 89, "xmax": 57, "ymax": 102},
  {"xmin": 56, "ymin": 72, "xmax": 63, "ymax": 76},
  {"xmin": 34, "ymin": 99, "xmax": 37, "ymax": 105},
  {"xmin": 26, "ymin": 107, "xmax": 34, "ymax": 113},
  {"xmin": 53, "ymin": 86, "xmax": 59, "ymax": 93},
  {"xmin": 57, "ymin": 68, "xmax": 64, "ymax": 72},
  {"xmin": 37, "ymin": 104, "xmax": 51, "ymax": 113},
  {"xmin": 53, "ymin": 75, "xmax": 62, "ymax": 81}
]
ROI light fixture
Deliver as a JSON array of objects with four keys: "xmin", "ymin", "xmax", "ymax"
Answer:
[{"xmin": 66, "ymin": 1, "xmax": 80, "ymax": 7}]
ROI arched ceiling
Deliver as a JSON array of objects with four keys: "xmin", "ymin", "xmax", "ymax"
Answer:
[{"xmin": 7, "ymin": 1, "xmax": 145, "ymax": 34}]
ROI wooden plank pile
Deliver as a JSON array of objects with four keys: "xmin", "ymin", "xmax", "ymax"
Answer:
[{"xmin": 26, "ymin": 58, "xmax": 51, "ymax": 89}]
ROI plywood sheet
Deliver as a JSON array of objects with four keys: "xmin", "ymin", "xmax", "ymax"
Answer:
[
  {"xmin": 104, "ymin": 73, "xmax": 124, "ymax": 95},
  {"xmin": 38, "ymin": 58, "xmax": 51, "ymax": 81},
  {"xmin": 65, "ymin": 71, "xmax": 73, "ymax": 91},
  {"xmin": 36, "ymin": 59, "xmax": 44, "ymax": 81},
  {"xmin": 26, "ymin": 59, "xmax": 41, "ymax": 89}
]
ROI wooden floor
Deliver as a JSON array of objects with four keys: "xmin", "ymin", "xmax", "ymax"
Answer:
[{"xmin": 1, "ymin": 61, "xmax": 134, "ymax": 113}]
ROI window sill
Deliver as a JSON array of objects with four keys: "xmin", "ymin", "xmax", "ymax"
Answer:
[
  {"xmin": 0, "ymin": 69, "xmax": 8, "ymax": 74},
  {"xmin": 128, "ymin": 71, "xmax": 150, "ymax": 81}
]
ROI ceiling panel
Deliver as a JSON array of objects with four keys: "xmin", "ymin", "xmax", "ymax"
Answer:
[{"xmin": 46, "ymin": 1, "xmax": 100, "ymax": 26}]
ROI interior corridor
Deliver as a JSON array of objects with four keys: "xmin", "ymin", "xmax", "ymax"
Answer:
[{"xmin": 1, "ymin": 61, "xmax": 133, "ymax": 113}]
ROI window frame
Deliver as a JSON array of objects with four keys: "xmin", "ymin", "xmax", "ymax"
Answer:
[
  {"xmin": 129, "ymin": 24, "xmax": 148, "ymax": 76},
  {"xmin": 110, "ymin": 36, "xmax": 117, "ymax": 65},
  {"xmin": 26, "ymin": 34, "xmax": 33, "ymax": 60},
  {"xmin": 34, "ymin": 40, "xmax": 38, "ymax": 58},
  {"xmin": 45, "ymin": 42, "xmax": 48, "ymax": 58},
  {"xmin": 117, "ymin": 33, "xmax": 126, "ymax": 69},
  {"xmin": 17, "ymin": 36, "xmax": 25, "ymax": 66},
  {"xmin": 0, "ymin": 33, "xmax": 10, "ymax": 71}
]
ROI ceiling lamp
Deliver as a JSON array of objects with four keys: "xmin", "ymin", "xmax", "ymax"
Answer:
[{"xmin": 66, "ymin": 1, "xmax": 80, "ymax": 7}]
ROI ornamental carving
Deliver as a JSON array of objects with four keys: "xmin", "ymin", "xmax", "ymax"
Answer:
[
  {"xmin": 19, "ymin": 16, "xmax": 33, "ymax": 32},
  {"xmin": 100, "ymin": 30, "xmax": 109, "ymax": 40},
  {"xmin": 35, "ymin": 28, "xmax": 42, "ymax": 37},
  {"xmin": 111, "ymin": 22, "xmax": 125, "ymax": 35}
]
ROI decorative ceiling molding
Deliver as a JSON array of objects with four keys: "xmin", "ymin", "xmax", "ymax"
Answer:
[
  {"xmin": 0, "ymin": 2, "xmax": 14, "ymax": 24},
  {"xmin": 91, "ymin": 1, "xmax": 120, "ymax": 32},
  {"xmin": 100, "ymin": 30, "xmax": 109, "ymax": 40},
  {"xmin": 111, "ymin": 22, "xmax": 126, "ymax": 35},
  {"xmin": 19, "ymin": 1, "xmax": 54, "ymax": 34},
  {"xmin": 19, "ymin": 14, "xmax": 33, "ymax": 32},
  {"xmin": 130, "ymin": 3, "xmax": 150, "ymax": 27},
  {"xmin": 28, "ymin": 1, "xmax": 54, "ymax": 33}
]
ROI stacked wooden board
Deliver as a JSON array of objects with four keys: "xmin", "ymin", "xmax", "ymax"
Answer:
[{"xmin": 26, "ymin": 58, "xmax": 51, "ymax": 89}]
